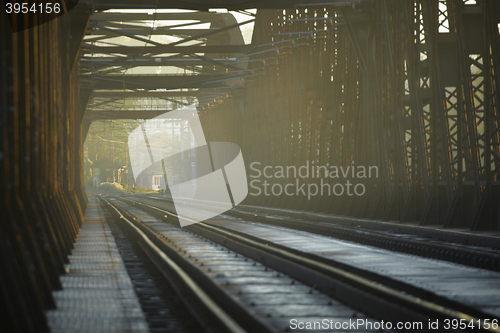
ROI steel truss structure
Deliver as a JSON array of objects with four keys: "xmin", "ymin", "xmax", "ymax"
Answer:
[
  {"xmin": 200, "ymin": 0, "xmax": 500, "ymax": 230},
  {"xmin": 80, "ymin": 10, "xmax": 251, "ymax": 126},
  {"xmin": 1, "ymin": 1, "xmax": 500, "ymax": 331}
]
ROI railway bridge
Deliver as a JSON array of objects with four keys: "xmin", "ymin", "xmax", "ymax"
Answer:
[{"xmin": 2, "ymin": 1, "xmax": 500, "ymax": 332}]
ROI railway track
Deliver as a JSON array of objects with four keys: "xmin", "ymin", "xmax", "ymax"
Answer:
[
  {"xmin": 101, "ymin": 196, "xmax": 386, "ymax": 333},
  {"xmin": 102, "ymin": 196, "xmax": 269, "ymax": 333},
  {"xmin": 102, "ymin": 194, "xmax": 500, "ymax": 333},
  {"xmin": 142, "ymin": 195, "xmax": 500, "ymax": 272}
]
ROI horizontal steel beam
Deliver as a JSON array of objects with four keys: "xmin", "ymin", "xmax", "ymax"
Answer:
[
  {"xmin": 85, "ymin": 110, "xmax": 174, "ymax": 119},
  {"xmin": 92, "ymin": 90, "xmax": 228, "ymax": 98},
  {"xmin": 90, "ymin": 12, "xmax": 223, "ymax": 21},
  {"xmin": 90, "ymin": 74, "xmax": 243, "ymax": 90},
  {"xmin": 81, "ymin": 57, "xmax": 237, "ymax": 67},
  {"xmin": 83, "ymin": 44, "xmax": 253, "ymax": 55},
  {"xmin": 92, "ymin": 91, "xmax": 197, "ymax": 97},
  {"xmin": 91, "ymin": 0, "xmax": 358, "ymax": 10},
  {"xmin": 88, "ymin": 28, "xmax": 226, "ymax": 37}
]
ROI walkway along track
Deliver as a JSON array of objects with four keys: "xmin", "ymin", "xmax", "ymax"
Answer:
[{"xmin": 107, "ymin": 195, "xmax": 500, "ymax": 332}]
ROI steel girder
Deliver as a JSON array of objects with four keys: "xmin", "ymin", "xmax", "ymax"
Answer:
[
  {"xmin": 90, "ymin": 74, "xmax": 245, "ymax": 90},
  {"xmin": 82, "ymin": 44, "xmax": 252, "ymax": 54},
  {"xmin": 89, "ymin": 0, "xmax": 370, "ymax": 11},
  {"xmin": 84, "ymin": 110, "xmax": 173, "ymax": 120}
]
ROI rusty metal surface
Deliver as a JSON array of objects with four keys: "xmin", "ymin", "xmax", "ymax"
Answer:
[{"xmin": 1, "ymin": 8, "xmax": 89, "ymax": 332}]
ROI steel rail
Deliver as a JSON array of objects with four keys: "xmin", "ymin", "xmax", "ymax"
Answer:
[
  {"xmin": 144, "ymin": 195, "xmax": 500, "ymax": 272},
  {"xmin": 100, "ymin": 196, "xmax": 265, "ymax": 333},
  {"xmin": 119, "ymin": 195, "xmax": 500, "ymax": 333},
  {"xmin": 224, "ymin": 206, "xmax": 500, "ymax": 272}
]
